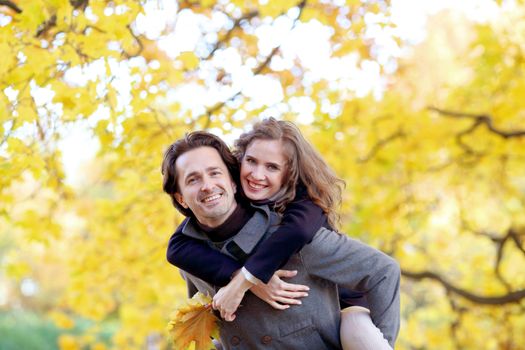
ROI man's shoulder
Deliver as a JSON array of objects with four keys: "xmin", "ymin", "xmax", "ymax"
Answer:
[
  {"xmin": 298, "ymin": 227, "xmax": 353, "ymax": 260},
  {"xmin": 179, "ymin": 216, "xmax": 209, "ymax": 240},
  {"xmin": 305, "ymin": 227, "xmax": 345, "ymax": 245}
]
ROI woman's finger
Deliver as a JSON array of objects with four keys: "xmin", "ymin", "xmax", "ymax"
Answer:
[
  {"xmin": 268, "ymin": 301, "xmax": 290, "ymax": 310},
  {"xmin": 223, "ymin": 311, "xmax": 236, "ymax": 322},
  {"xmin": 274, "ymin": 296, "xmax": 303, "ymax": 305},
  {"xmin": 275, "ymin": 290, "xmax": 309, "ymax": 299},
  {"xmin": 275, "ymin": 269, "xmax": 297, "ymax": 278},
  {"xmin": 279, "ymin": 281, "xmax": 310, "ymax": 292}
]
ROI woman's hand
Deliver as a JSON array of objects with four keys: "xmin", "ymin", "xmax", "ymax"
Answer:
[
  {"xmin": 212, "ymin": 271, "xmax": 253, "ymax": 322},
  {"xmin": 250, "ymin": 270, "xmax": 309, "ymax": 310}
]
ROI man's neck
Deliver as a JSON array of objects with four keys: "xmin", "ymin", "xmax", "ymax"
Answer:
[{"xmin": 195, "ymin": 201, "xmax": 254, "ymax": 242}]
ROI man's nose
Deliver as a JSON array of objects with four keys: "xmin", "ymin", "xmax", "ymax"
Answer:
[{"xmin": 200, "ymin": 176, "xmax": 214, "ymax": 191}]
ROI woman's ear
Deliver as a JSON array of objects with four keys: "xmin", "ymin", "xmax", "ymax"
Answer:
[{"xmin": 174, "ymin": 193, "xmax": 188, "ymax": 209}]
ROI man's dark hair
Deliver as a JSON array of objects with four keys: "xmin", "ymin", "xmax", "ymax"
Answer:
[{"xmin": 161, "ymin": 131, "xmax": 242, "ymax": 217}]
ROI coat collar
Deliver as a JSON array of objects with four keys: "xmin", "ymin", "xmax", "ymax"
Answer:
[{"xmin": 181, "ymin": 204, "xmax": 273, "ymax": 255}]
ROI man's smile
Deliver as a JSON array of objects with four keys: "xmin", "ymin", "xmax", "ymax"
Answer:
[{"xmin": 199, "ymin": 191, "xmax": 223, "ymax": 204}]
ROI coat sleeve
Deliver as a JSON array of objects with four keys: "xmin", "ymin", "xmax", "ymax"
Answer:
[
  {"xmin": 299, "ymin": 228, "xmax": 401, "ymax": 348},
  {"xmin": 179, "ymin": 270, "xmax": 199, "ymax": 298},
  {"xmin": 167, "ymin": 220, "xmax": 242, "ymax": 287},
  {"xmin": 243, "ymin": 197, "xmax": 327, "ymax": 283}
]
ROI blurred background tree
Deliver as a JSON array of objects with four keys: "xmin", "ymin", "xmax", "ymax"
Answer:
[{"xmin": 1, "ymin": 0, "xmax": 524, "ymax": 349}]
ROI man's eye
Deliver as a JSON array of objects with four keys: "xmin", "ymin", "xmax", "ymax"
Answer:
[
  {"xmin": 210, "ymin": 171, "xmax": 221, "ymax": 176},
  {"xmin": 187, "ymin": 178, "xmax": 197, "ymax": 184}
]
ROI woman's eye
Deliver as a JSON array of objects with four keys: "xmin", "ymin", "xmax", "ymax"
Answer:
[
  {"xmin": 246, "ymin": 158, "xmax": 255, "ymax": 164},
  {"xmin": 268, "ymin": 165, "xmax": 279, "ymax": 171}
]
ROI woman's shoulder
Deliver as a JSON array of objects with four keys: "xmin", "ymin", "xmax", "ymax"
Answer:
[
  {"xmin": 293, "ymin": 182, "xmax": 309, "ymax": 201},
  {"xmin": 287, "ymin": 186, "xmax": 325, "ymax": 218}
]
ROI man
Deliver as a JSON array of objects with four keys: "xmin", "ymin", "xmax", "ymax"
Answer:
[{"xmin": 162, "ymin": 131, "xmax": 400, "ymax": 349}]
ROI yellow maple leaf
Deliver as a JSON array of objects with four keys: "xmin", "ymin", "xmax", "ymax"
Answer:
[{"xmin": 167, "ymin": 292, "xmax": 219, "ymax": 350}]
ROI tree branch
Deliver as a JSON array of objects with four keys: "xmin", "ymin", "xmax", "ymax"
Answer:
[
  {"xmin": 402, "ymin": 269, "xmax": 525, "ymax": 305},
  {"xmin": 197, "ymin": 0, "xmax": 308, "ymax": 127},
  {"xmin": 36, "ymin": 14, "xmax": 57, "ymax": 37},
  {"xmin": 455, "ymin": 118, "xmax": 485, "ymax": 156},
  {"xmin": 447, "ymin": 294, "xmax": 467, "ymax": 350},
  {"xmin": 494, "ymin": 239, "xmax": 512, "ymax": 291},
  {"xmin": 509, "ymin": 228, "xmax": 525, "ymax": 255},
  {"xmin": 466, "ymin": 224, "xmax": 525, "ymax": 263},
  {"xmin": 70, "ymin": 0, "xmax": 89, "ymax": 10},
  {"xmin": 0, "ymin": 118, "xmax": 16, "ymax": 147},
  {"xmin": 357, "ymin": 129, "xmax": 404, "ymax": 163},
  {"xmin": 462, "ymin": 222, "xmax": 525, "ymax": 291},
  {"xmin": 0, "ymin": 0, "xmax": 22, "ymax": 13},
  {"xmin": 121, "ymin": 25, "xmax": 144, "ymax": 59},
  {"xmin": 204, "ymin": 10, "xmax": 259, "ymax": 60},
  {"xmin": 428, "ymin": 106, "xmax": 525, "ymax": 139}
]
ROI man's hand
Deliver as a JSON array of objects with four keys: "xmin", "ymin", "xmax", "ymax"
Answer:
[
  {"xmin": 212, "ymin": 271, "xmax": 253, "ymax": 322},
  {"xmin": 251, "ymin": 270, "xmax": 309, "ymax": 310}
]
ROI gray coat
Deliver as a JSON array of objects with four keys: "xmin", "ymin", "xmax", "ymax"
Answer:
[{"xmin": 180, "ymin": 204, "xmax": 400, "ymax": 350}]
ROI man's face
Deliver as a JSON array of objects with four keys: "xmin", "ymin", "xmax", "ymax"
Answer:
[{"xmin": 175, "ymin": 146, "xmax": 237, "ymax": 228}]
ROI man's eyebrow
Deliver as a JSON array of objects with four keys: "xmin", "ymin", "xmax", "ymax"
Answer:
[
  {"xmin": 183, "ymin": 171, "xmax": 200, "ymax": 181},
  {"xmin": 183, "ymin": 166, "xmax": 222, "ymax": 180}
]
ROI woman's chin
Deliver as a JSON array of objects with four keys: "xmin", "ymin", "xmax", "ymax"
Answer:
[
  {"xmin": 246, "ymin": 194, "xmax": 265, "ymax": 201},
  {"xmin": 245, "ymin": 190, "xmax": 268, "ymax": 202}
]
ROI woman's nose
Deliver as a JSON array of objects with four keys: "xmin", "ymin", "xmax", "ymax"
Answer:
[{"xmin": 251, "ymin": 166, "xmax": 264, "ymax": 180}]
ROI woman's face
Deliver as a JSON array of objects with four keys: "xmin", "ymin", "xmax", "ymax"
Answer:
[{"xmin": 240, "ymin": 139, "xmax": 287, "ymax": 201}]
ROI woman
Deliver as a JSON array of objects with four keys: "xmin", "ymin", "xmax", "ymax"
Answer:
[{"xmin": 167, "ymin": 118, "xmax": 395, "ymax": 349}]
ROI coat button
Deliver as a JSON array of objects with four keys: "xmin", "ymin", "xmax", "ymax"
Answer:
[
  {"xmin": 231, "ymin": 336, "xmax": 241, "ymax": 346},
  {"xmin": 261, "ymin": 335, "xmax": 272, "ymax": 345}
]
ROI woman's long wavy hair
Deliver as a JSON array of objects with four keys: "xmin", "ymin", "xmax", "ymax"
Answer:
[{"xmin": 234, "ymin": 118, "xmax": 345, "ymax": 230}]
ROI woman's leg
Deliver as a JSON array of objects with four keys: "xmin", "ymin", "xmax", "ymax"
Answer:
[{"xmin": 340, "ymin": 306, "xmax": 393, "ymax": 350}]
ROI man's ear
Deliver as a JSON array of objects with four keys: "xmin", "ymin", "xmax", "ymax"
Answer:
[{"xmin": 175, "ymin": 193, "xmax": 188, "ymax": 209}]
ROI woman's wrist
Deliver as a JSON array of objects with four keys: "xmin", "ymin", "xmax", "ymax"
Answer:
[
  {"xmin": 241, "ymin": 267, "xmax": 261, "ymax": 285},
  {"xmin": 229, "ymin": 269, "xmax": 255, "ymax": 293}
]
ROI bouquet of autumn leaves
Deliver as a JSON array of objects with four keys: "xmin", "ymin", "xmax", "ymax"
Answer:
[{"xmin": 167, "ymin": 292, "xmax": 220, "ymax": 350}]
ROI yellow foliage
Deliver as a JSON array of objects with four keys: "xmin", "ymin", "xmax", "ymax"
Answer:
[
  {"xmin": 16, "ymin": 0, "xmax": 47, "ymax": 31},
  {"xmin": 1, "ymin": 1, "xmax": 525, "ymax": 350},
  {"xmin": 90, "ymin": 343, "xmax": 107, "ymax": 350},
  {"xmin": 58, "ymin": 335, "xmax": 81, "ymax": 350},
  {"xmin": 167, "ymin": 292, "xmax": 219, "ymax": 350},
  {"xmin": 179, "ymin": 51, "xmax": 200, "ymax": 70},
  {"xmin": 48, "ymin": 311, "xmax": 76, "ymax": 329},
  {"xmin": 141, "ymin": 38, "xmax": 171, "ymax": 63},
  {"xmin": 260, "ymin": 1, "xmax": 290, "ymax": 18},
  {"xmin": 4, "ymin": 258, "xmax": 31, "ymax": 279}
]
